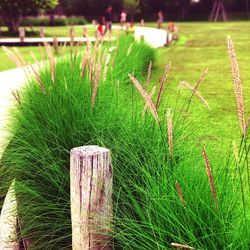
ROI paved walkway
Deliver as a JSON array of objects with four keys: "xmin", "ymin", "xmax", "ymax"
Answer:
[{"xmin": 0, "ymin": 67, "xmax": 31, "ymax": 149}]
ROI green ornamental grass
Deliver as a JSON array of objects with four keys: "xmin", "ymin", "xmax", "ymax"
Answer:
[{"xmin": 0, "ymin": 35, "xmax": 249, "ymax": 249}]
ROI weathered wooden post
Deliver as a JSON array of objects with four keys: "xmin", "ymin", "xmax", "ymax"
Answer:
[
  {"xmin": 40, "ymin": 26, "xmax": 45, "ymax": 38},
  {"xmin": 70, "ymin": 145, "xmax": 113, "ymax": 250},
  {"xmin": 53, "ymin": 36, "xmax": 59, "ymax": 54},
  {"xmin": 19, "ymin": 27, "xmax": 25, "ymax": 42},
  {"xmin": 0, "ymin": 179, "xmax": 19, "ymax": 249},
  {"xmin": 83, "ymin": 26, "xmax": 88, "ymax": 37},
  {"xmin": 70, "ymin": 24, "xmax": 74, "ymax": 43}
]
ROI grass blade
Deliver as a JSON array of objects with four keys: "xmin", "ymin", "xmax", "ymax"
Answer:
[
  {"xmin": 227, "ymin": 35, "xmax": 246, "ymax": 136},
  {"xmin": 155, "ymin": 62, "xmax": 171, "ymax": 109},
  {"xmin": 129, "ymin": 74, "xmax": 160, "ymax": 125},
  {"xmin": 202, "ymin": 147, "xmax": 218, "ymax": 209}
]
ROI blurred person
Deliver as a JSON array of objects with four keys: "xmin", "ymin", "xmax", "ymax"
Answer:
[
  {"xmin": 168, "ymin": 22, "xmax": 177, "ymax": 33},
  {"xmin": 168, "ymin": 22, "xmax": 178, "ymax": 40},
  {"xmin": 120, "ymin": 9, "xmax": 127, "ymax": 29},
  {"xmin": 102, "ymin": 5, "xmax": 113, "ymax": 36},
  {"xmin": 157, "ymin": 11, "xmax": 164, "ymax": 29},
  {"xmin": 127, "ymin": 21, "xmax": 135, "ymax": 34},
  {"xmin": 96, "ymin": 21, "xmax": 104, "ymax": 40}
]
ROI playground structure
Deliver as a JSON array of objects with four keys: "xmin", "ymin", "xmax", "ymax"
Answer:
[{"xmin": 209, "ymin": 1, "xmax": 227, "ymax": 21}]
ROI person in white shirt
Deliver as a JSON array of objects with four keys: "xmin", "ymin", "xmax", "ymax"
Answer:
[{"xmin": 120, "ymin": 10, "xmax": 127, "ymax": 29}]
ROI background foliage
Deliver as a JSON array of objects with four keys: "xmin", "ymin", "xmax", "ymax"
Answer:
[{"xmin": 0, "ymin": 0, "xmax": 58, "ymax": 31}]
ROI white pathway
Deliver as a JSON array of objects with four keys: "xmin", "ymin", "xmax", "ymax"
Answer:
[
  {"xmin": 134, "ymin": 27, "xmax": 172, "ymax": 48},
  {"xmin": 0, "ymin": 67, "xmax": 30, "ymax": 148}
]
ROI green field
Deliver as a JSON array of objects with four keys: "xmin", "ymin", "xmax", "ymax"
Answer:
[
  {"xmin": 0, "ymin": 46, "xmax": 44, "ymax": 71},
  {"xmin": 154, "ymin": 22, "xmax": 250, "ymax": 152},
  {"xmin": 0, "ymin": 25, "xmax": 113, "ymax": 71},
  {"xmin": 0, "ymin": 25, "xmax": 93, "ymax": 37},
  {"xmin": 0, "ymin": 45, "xmax": 77, "ymax": 71}
]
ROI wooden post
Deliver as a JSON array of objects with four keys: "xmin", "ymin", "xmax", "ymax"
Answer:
[
  {"xmin": 70, "ymin": 24, "xmax": 74, "ymax": 44},
  {"xmin": 70, "ymin": 145, "xmax": 113, "ymax": 250},
  {"xmin": 83, "ymin": 27, "xmax": 88, "ymax": 37},
  {"xmin": 40, "ymin": 26, "xmax": 45, "ymax": 38},
  {"xmin": 0, "ymin": 179, "xmax": 19, "ymax": 250},
  {"xmin": 19, "ymin": 27, "xmax": 25, "ymax": 42},
  {"xmin": 140, "ymin": 19, "xmax": 144, "ymax": 26},
  {"xmin": 53, "ymin": 36, "xmax": 59, "ymax": 54}
]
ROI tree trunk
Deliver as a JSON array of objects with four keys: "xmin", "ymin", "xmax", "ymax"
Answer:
[{"xmin": 5, "ymin": 15, "xmax": 22, "ymax": 34}]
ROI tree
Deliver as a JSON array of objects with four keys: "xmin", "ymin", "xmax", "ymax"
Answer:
[
  {"xmin": 139, "ymin": 0, "xmax": 191, "ymax": 20},
  {"xmin": 123, "ymin": 0, "xmax": 140, "ymax": 20},
  {"xmin": 0, "ymin": 0, "xmax": 58, "ymax": 33},
  {"xmin": 59, "ymin": 0, "xmax": 122, "ymax": 16}
]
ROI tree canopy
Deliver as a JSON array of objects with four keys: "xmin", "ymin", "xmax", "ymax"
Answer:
[
  {"xmin": 123, "ymin": 0, "xmax": 140, "ymax": 15},
  {"xmin": 54, "ymin": 0, "xmax": 250, "ymax": 21},
  {"xmin": 0, "ymin": 0, "xmax": 249, "ymax": 31},
  {"xmin": 0, "ymin": 0, "xmax": 58, "ymax": 32}
]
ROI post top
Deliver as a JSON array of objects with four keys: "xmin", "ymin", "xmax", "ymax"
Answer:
[{"xmin": 70, "ymin": 145, "xmax": 110, "ymax": 156}]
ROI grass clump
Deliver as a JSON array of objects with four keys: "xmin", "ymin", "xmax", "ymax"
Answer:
[{"xmin": 0, "ymin": 35, "xmax": 249, "ymax": 250}]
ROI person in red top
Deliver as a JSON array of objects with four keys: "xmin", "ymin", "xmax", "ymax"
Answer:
[
  {"xmin": 96, "ymin": 21, "xmax": 104, "ymax": 40},
  {"xmin": 97, "ymin": 24, "xmax": 103, "ymax": 34}
]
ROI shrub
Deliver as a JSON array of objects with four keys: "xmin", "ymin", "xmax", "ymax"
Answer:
[{"xmin": 22, "ymin": 15, "xmax": 87, "ymax": 26}]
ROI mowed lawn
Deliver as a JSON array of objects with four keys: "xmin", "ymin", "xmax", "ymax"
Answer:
[
  {"xmin": 0, "ymin": 45, "xmax": 78, "ymax": 71},
  {"xmin": 0, "ymin": 25, "xmax": 96, "ymax": 71},
  {"xmin": 152, "ymin": 21, "xmax": 250, "ymax": 152},
  {"xmin": 0, "ymin": 46, "xmax": 45, "ymax": 71},
  {"xmin": 0, "ymin": 25, "xmax": 95, "ymax": 37}
]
